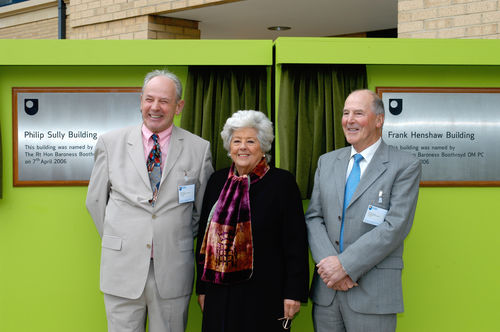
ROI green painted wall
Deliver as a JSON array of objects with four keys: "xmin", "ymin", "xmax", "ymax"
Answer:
[
  {"xmin": 0, "ymin": 65, "xmax": 196, "ymax": 332},
  {"xmin": 273, "ymin": 37, "xmax": 500, "ymax": 332},
  {"xmin": 0, "ymin": 40, "xmax": 272, "ymax": 332},
  {"xmin": 368, "ymin": 65, "xmax": 500, "ymax": 332},
  {"xmin": 274, "ymin": 37, "xmax": 500, "ymax": 65},
  {"xmin": 2, "ymin": 39, "xmax": 500, "ymax": 332},
  {"xmin": 0, "ymin": 40, "xmax": 273, "ymax": 66}
]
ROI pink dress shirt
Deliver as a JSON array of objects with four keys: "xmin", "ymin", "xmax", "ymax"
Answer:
[{"xmin": 141, "ymin": 124, "xmax": 173, "ymax": 171}]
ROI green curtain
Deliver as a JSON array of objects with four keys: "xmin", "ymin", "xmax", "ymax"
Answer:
[
  {"xmin": 181, "ymin": 66, "xmax": 268, "ymax": 171},
  {"xmin": 278, "ymin": 64, "xmax": 367, "ymax": 199},
  {"xmin": 0, "ymin": 125, "xmax": 2, "ymax": 199}
]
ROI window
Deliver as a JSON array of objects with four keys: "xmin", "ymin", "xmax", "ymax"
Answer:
[{"xmin": 0, "ymin": 0, "xmax": 29, "ymax": 8}]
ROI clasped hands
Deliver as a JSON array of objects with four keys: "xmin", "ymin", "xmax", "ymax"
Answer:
[{"xmin": 317, "ymin": 256, "xmax": 358, "ymax": 291}]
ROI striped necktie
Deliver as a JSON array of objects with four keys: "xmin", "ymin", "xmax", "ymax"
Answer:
[{"xmin": 147, "ymin": 134, "xmax": 162, "ymax": 206}]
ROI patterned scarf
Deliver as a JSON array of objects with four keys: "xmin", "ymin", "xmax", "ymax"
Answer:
[{"xmin": 199, "ymin": 158, "xmax": 269, "ymax": 284}]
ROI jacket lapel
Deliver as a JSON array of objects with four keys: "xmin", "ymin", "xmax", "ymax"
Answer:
[
  {"xmin": 334, "ymin": 148, "xmax": 351, "ymax": 208},
  {"xmin": 349, "ymin": 141, "xmax": 389, "ymax": 207},
  {"xmin": 127, "ymin": 124, "xmax": 151, "ymax": 189},
  {"xmin": 160, "ymin": 125, "xmax": 183, "ymax": 183}
]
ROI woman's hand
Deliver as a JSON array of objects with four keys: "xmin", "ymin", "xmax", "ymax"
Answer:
[
  {"xmin": 198, "ymin": 294, "xmax": 206, "ymax": 312},
  {"xmin": 283, "ymin": 299, "xmax": 301, "ymax": 319}
]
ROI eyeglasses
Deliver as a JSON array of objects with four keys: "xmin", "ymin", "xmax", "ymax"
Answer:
[{"xmin": 278, "ymin": 317, "xmax": 291, "ymax": 330}]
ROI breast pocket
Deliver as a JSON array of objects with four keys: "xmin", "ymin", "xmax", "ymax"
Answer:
[
  {"xmin": 102, "ymin": 235, "xmax": 122, "ymax": 251},
  {"xmin": 368, "ymin": 189, "xmax": 390, "ymax": 210},
  {"xmin": 177, "ymin": 176, "xmax": 196, "ymax": 187}
]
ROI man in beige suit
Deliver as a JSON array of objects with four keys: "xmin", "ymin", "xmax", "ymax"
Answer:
[{"xmin": 86, "ymin": 69, "xmax": 213, "ymax": 332}]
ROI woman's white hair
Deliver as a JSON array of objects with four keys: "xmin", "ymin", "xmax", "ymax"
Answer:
[{"xmin": 221, "ymin": 110, "xmax": 274, "ymax": 162}]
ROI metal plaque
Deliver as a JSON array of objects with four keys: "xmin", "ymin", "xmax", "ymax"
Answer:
[
  {"xmin": 377, "ymin": 87, "xmax": 500, "ymax": 186},
  {"xmin": 13, "ymin": 88, "xmax": 141, "ymax": 186}
]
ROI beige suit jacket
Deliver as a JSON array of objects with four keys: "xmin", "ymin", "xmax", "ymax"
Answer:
[{"xmin": 86, "ymin": 124, "xmax": 213, "ymax": 300}]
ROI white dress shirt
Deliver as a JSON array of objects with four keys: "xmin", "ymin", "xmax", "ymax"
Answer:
[{"xmin": 345, "ymin": 138, "xmax": 382, "ymax": 180}]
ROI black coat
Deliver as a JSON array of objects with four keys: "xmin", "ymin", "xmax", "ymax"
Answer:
[{"xmin": 196, "ymin": 167, "xmax": 309, "ymax": 332}]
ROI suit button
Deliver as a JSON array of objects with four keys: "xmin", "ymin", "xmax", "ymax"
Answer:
[
  {"xmin": 335, "ymin": 240, "xmax": 339, "ymax": 245},
  {"xmin": 338, "ymin": 216, "xmax": 341, "ymax": 221},
  {"xmin": 147, "ymin": 244, "xmax": 152, "ymax": 249},
  {"xmin": 152, "ymin": 214, "xmax": 157, "ymax": 219}
]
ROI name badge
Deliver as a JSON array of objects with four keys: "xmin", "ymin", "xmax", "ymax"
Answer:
[
  {"xmin": 363, "ymin": 205, "xmax": 388, "ymax": 226},
  {"xmin": 178, "ymin": 184, "xmax": 195, "ymax": 204}
]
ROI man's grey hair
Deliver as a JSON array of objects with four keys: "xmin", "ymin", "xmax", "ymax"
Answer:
[
  {"xmin": 221, "ymin": 110, "xmax": 274, "ymax": 162},
  {"xmin": 350, "ymin": 89, "xmax": 385, "ymax": 116},
  {"xmin": 142, "ymin": 69, "xmax": 183, "ymax": 102}
]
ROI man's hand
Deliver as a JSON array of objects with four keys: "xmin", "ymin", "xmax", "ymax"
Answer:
[
  {"xmin": 317, "ymin": 256, "xmax": 347, "ymax": 288},
  {"xmin": 332, "ymin": 275, "xmax": 358, "ymax": 291}
]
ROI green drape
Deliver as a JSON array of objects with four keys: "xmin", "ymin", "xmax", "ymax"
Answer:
[
  {"xmin": 278, "ymin": 64, "xmax": 367, "ymax": 199},
  {"xmin": 0, "ymin": 126, "xmax": 2, "ymax": 199},
  {"xmin": 181, "ymin": 66, "xmax": 268, "ymax": 171}
]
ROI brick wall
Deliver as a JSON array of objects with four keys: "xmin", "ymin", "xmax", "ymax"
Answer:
[
  {"xmin": 69, "ymin": 15, "xmax": 200, "ymax": 39},
  {"xmin": 399, "ymin": 0, "xmax": 500, "ymax": 38},
  {"xmin": 148, "ymin": 16, "xmax": 200, "ymax": 39},
  {"xmin": 0, "ymin": 0, "xmax": 228, "ymax": 39},
  {"xmin": 0, "ymin": 0, "xmax": 59, "ymax": 39},
  {"xmin": 68, "ymin": 0, "xmax": 228, "ymax": 39},
  {"xmin": 69, "ymin": 0, "xmax": 227, "ymax": 28},
  {"xmin": 0, "ymin": 17, "xmax": 58, "ymax": 39}
]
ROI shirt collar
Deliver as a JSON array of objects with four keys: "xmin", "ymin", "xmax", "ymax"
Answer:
[
  {"xmin": 141, "ymin": 124, "xmax": 173, "ymax": 142},
  {"xmin": 350, "ymin": 137, "xmax": 382, "ymax": 164}
]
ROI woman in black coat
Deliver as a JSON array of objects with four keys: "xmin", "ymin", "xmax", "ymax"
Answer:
[{"xmin": 196, "ymin": 110, "xmax": 309, "ymax": 332}]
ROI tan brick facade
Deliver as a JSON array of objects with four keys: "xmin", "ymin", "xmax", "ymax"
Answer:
[
  {"xmin": 69, "ymin": 15, "xmax": 200, "ymax": 39},
  {"xmin": 3, "ymin": 0, "xmax": 499, "ymax": 40},
  {"xmin": 68, "ymin": 0, "xmax": 227, "ymax": 28},
  {"xmin": 0, "ymin": 0, "xmax": 60, "ymax": 39},
  {"xmin": 66, "ymin": 0, "xmax": 231, "ymax": 39},
  {"xmin": 399, "ymin": 0, "xmax": 500, "ymax": 38},
  {"xmin": 0, "ymin": 17, "xmax": 58, "ymax": 39},
  {"xmin": 0, "ymin": 0, "xmax": 232, "ymax": 39}
]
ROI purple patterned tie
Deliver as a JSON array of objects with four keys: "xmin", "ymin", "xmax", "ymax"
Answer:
[{"xmin": 147, "ymin": 134, "xmax": 162, "ymax": 206}]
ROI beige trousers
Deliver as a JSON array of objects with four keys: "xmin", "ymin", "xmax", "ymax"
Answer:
[{"xmin": 104, "ymin": 260, "xmax": 190, "ymax": 332}]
